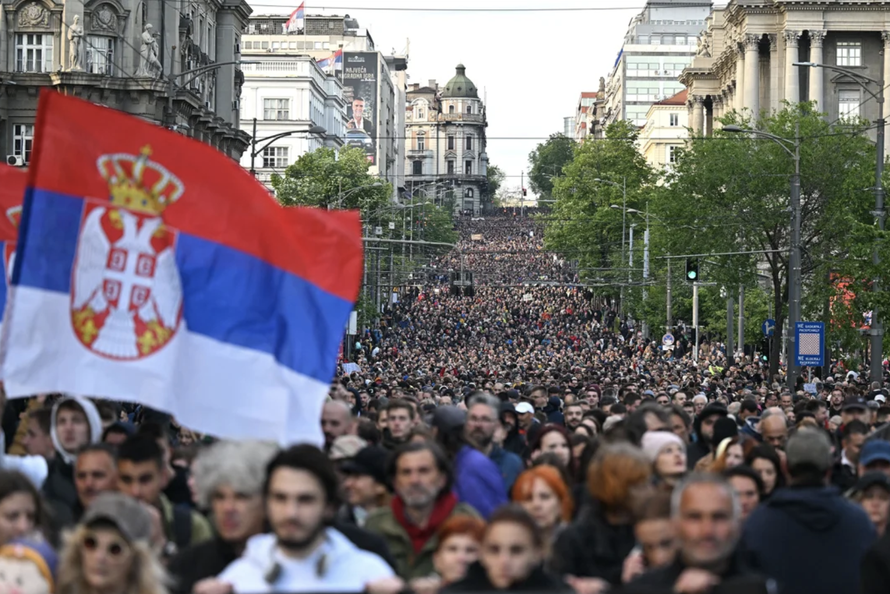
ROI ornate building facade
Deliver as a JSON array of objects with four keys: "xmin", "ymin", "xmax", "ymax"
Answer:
[
  {"xmin": 405, "ymin": 64, "xmax": 488, "ymax": 215},
  {"xmin": 0, "ymin": 0, "xmax": 251, "ymax": 165},
  {"xmin": 680, "ymin": 0, "xmax": 890, "ymax": 148}
]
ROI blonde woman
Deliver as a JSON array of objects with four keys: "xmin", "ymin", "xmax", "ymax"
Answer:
[{"xmin": 58, "ymin": 492, "xmax": 168, "ymax": 594}]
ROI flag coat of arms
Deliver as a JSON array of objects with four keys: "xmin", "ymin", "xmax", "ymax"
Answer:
[{"xmin": 1, "ymin": 90, "xmax": 362, "ymax": 445}]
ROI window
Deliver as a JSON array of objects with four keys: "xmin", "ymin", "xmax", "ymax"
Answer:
[
  {"xmin": 466, "ymin": 105, "xmax": 472, "ymax": 114},
  {"xmin": 243, "ymin": 41, "xmax": 252, "ymax": 49},
  {"xmin": 465, "ymin": 160, "xmax": 472, "ymax": 175},
  {"xmin": 15, "ymin": 34, "xmax": 53, "ymax": 73},
  {"xmin": 465, "ymin": 188, "xmax": 474, "ymax": 198},
  {"xmin": 669, "ymin": 113, "xmax": 679, "ymax": 127},
  {"xmin": 417, "ymin": 109, "xmax": 425, "ymax": 120},
  {"xmin": 447, "ymin": 136, "xmax": 455, "ymax": 150},
  {"xmin": 262, "ymin": 146, "xmax": 288, "ymax": 168},
  {"xmin": 86, "ymin": 36, "xmax": 114, "ymax": 75},
  {"xmin": 449, "ymin": 104, "xmax": 455, "ymax": 114},
  {"xmin": 263, "ymin": 98, "xmax": 289, "ymax": 120},
  {"xmin": 412, "ymin": 160, "xmax": 422, "ymax": 175},
  {"xmin": 12, "ymin": 124, "xmax": 34, "ymax": 164},
  {"xmin": 837, "ymin": 42, "xmax": 861, "ymax": 67},
  {"xmin": 668, "ymin": 145, "xmax": 678, "ymax": 164},
  {"xmin": 447, "ymin": 160, "xmax": 455, "ymax": 174},
  {"xmin": 417, "ymin": 135, "xmax": 425, "ymax": 151},
  {"xmin": 839, "ymin": 89, "xmax": 861, "ymax": 119},
  {"xmin": 466, "ymin": 136, "xmax": 473, "ymax": 150}
]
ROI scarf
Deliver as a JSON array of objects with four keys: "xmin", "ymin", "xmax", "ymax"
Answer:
[{"xmin": 391, "ymin": 492, "xmax": 458, "ymax": 554}]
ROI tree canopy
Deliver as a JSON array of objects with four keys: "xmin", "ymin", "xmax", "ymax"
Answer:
[{"xmin": 528, "ymin": 134, "xmax": 577, "ymax": 200}]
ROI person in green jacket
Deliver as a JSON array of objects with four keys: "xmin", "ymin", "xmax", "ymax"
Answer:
[{"xmin": 364, "ymin": 441, "xmax": 480, "ymax": 579}]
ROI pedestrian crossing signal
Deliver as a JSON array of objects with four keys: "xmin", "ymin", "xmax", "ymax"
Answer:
[{"xmin": 686, "ymin": 259, "xmax": 699, "ymax": 282}]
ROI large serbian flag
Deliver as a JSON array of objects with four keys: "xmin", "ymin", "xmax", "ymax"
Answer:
[
  {"xmin": 0, "ymin": 165, "xmax": 25, "ymax": 340},
  {"xmin": 284, "ymin": 2, "xmax": 304, "ymax": 33},
  {"xmin": 0, "ymin": 90, "xmax": 362, "ymax": 445}
]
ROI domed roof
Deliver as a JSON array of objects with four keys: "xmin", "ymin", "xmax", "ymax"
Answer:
[{"xmin": 442, "ymin": 64, "xmax": 478, "ymax": 98}]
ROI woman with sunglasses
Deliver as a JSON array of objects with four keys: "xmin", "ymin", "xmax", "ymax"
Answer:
[{"xmin": 57, "ymin": 492, "xmax": 168, "ymax": 594}]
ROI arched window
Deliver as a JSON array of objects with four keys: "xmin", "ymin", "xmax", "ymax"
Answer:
[
  {"xmin": 465, "ymin": 188, "xmax": 474, "ymax": 198},
  {"xmin": 449, "ymin": 104, "xmax": 455, "ymax": 114},
  {"xmin": 466, "ymin": 105, "xmax": 472, "ymax": 114}
]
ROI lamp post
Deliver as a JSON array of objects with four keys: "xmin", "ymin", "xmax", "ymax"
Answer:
[
  {"xmin": 597, "ymin": 177, "xmax": 627, "ymax": 315},
  {"xmin": 164, "ymin": 61, "xmax": 259, "ymax": 129},
  {"xmin": 794, "ymin": 61, "xmax": 885, "ymax": 387},
  {"xmin": 249, "ymin": 119, "xmax": 327, "ymax": 177},
  {"xmin": 724, "ymin": 124, "xmax": 800, "ymax": 390}
]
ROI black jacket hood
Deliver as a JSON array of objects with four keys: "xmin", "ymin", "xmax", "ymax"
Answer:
[{"xmin": 765, "ymin": 485, "xmax": 845, "ymax": 532}]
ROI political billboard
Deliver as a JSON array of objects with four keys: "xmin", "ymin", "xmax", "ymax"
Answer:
[{"xmin": 342, "ymin": 52, "xmax": 378, "ymax": 165}]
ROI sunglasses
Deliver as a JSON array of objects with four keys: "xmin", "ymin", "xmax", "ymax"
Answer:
[{"xmin": 83, "ymin": 535, "xmax": 128, "ymax": 557}]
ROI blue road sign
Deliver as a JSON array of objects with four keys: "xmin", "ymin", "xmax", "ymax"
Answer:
[
  {"xmin": 762, "ymin": 319, "xmax": 776, "ymax": 337},
  {"xmin": 662, "ymin": 333, "xmax": 675, "ymax": 347},
  {"xmin": 795, "ymin": 322, "xmax": 825, "ymax": 367}
]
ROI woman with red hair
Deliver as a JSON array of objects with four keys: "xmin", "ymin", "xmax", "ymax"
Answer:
[{"xmin": 511, "ymin": 466, "xmax": 574, "ymax": 565}]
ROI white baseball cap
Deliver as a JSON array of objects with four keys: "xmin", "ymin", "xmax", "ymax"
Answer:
[{"xmin": 515, "ymin": 402, "xmax": 534, "ymax": 414}]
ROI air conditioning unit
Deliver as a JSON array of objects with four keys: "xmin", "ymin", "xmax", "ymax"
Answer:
[{"xmin": 6, "ymin": 155, "xmax": 23, "ymax": 167}]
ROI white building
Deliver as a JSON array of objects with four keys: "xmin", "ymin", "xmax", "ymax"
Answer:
[
  {"xmin": 238, "ymin": 53, "xmax": 345, "ymax": 186},
  {"xmin": 405, "ymin": 65, "xmax": 489, "ymax": 215},
  {"xmin": 603, "ymin": 0, "xmax": 710, "ymax": 127},
  {"xmin": 639, "ymin": 89, "xmax": 688, "ymax": 170}
]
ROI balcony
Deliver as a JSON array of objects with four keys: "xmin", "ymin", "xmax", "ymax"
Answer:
[
  {"xmin": 408, "ymin": 148, "xmax": 433, "ymax": 158},
  {"xmin": 441, "ymin": 112, "xmax": 485, "ymax": 123}
]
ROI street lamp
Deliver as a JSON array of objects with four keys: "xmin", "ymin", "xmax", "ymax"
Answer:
[
  {"xmin": 795, "ymin": 60, "xmax": 886, "ymax": 387},
  {"xmin": 248, "ymin": 122, "xmax": 327, "ymax": 176},
  {"xmin": 724, "ymin": 124, "xmax": 800, "ymax": 391}
]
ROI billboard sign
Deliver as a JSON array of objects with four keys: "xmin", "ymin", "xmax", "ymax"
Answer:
[{"xmin": 342, "ymin": 52, "xmax": 378, "ymax": 165}]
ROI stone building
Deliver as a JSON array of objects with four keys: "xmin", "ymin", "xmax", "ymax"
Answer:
[
  {"xmin": 0, "ymin": 0, "xmax": 251, "ymax": 164},
  {"xmin": 680, "ymin": 0, "xmax": 890, "ymax": 148},
  {"xmin": 405, "ymin": 64, "xmax": 489, "ymax": 216},
  {"xmin": 639, "ymin": 88, "xmax": 688, "ymax": 169}
]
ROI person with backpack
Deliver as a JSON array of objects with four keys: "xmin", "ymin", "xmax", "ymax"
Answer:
[{"xmin": 116, "ymin": 435, "xmax": 213, "ymax": 558}]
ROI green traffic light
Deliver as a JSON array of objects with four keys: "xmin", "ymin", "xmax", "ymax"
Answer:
[{"xmin": 687, "ymin": 271, "xmax": 697, "ymax": 280}]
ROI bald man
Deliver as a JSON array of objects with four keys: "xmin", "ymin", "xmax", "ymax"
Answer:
[
  {"xmin": 322, "ymin": 400, "xmax": 355, "ymax": 451},
  {"xmin": 760, "ymin": 414, "xmax": 789, "ymax": 451}
]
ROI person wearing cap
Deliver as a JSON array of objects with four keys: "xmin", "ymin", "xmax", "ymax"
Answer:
[
  {"xmin": 339, "ymin": 446, "xmax": 390, "ymax": 528},
  {"xmin": 851, "ymin": 472, "xmax": 890, "ymax": 537},
  {"xmin": 56, "ymin": 492, "xmax": 167, "ymax": 594},
  {"xmin": 167, "ymin": 440, "xmax": 278, "ymax": 594},
  {"xmin": 842, "ymin": 395, "xmax": 872, "ymax": 430},
  {"xmin": 329, "ymin": 435, "xmax": 367, "ymax": 465},
  {"xmin": 217, "ymin": 445, "xmax": 393, "ymax": 592},
  {"xmin": 641, "ymin": 431, "xmax": 686, "ymax": 487},
  {"xmin": 514, "ymin": 401, "xmax": 542, "ymax": 447},
  {"xmin": 740, "ymin": 429, "xmax": 876, "ymax": 594},
  {"xmin": 858, "ymin": 440, "xmax": 890, "ymax": 480}
]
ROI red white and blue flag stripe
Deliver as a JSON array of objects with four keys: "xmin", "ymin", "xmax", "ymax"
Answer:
[
  {"xmin": 317, "ymin": 49, "xmax": 342, "ymax": 72},
  {"xmin": 0, "ymin": 165, "xmax": 25, "ymax": 335},
  {"xmin": 284, "ymin": 2, "xmax": 304, "ymax": 33},
  {"xmin": 0, "ymin": 90, "xmax": 362, "ymax": 445}
]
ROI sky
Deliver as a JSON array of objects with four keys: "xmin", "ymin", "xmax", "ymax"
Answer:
[{"xmin": 247, "ymin": 0, "xmax": 648, "ymax": 191}]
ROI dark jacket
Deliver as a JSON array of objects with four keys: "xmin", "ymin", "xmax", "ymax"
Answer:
[
  {"xmin": 168, "ymin": 537, "xmax": 239, "ymax": 594},
  {"xmin": 551, "ymin": 501, "xmax": 636, "ymax": 585},
  {"xmin": 545, "ymin": 397, "xmax": 565, "ymax": 425},
  {"xmin": 741, "ymin": 485, "xmax": 876, "ymax": 594},
  {"xmin": 686, "ymin": 402, "xmax": 728, "ymax": 469},
  {"xmin": 499, "ymin": 403, "xmax": 526, "ymax": 456},
  {"xmin": 829, "ymin": 457, "xmax": 857, "ymax": 493},
  {"xmin": 862, "ymin": 528, "xmax": 890, "ymax": 594},
  {"xmin": 443, "ymin": 560, "xmax": 572, "ymax": 593},
  {"xmin": 334, "ymin": 521, "xmax": 398, "ymax": 571},
  {"xmin": 621, "ymin": 552, "xmax": 776, "ymax": 594},
  {"xmin": 489, "ymin": 445, "xmax": 524, "ymax": 493}
]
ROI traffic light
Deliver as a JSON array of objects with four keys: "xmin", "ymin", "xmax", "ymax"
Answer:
[{"xmin": 685, "ymin": 259, "xmax": 699, "ymax": 282}]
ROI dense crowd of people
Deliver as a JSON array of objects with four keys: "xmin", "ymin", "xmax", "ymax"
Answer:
[{"xmin": 0, "ymin": 214, "xmax": 887, "ymax": 594}]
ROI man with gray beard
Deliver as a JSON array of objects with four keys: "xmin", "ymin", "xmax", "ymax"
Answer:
[
  {"xmin": 363, "ymin": 442, "xmax": 480, "ymax": 579},
  {"xmin": 464, "ymin": 392, "xmax": 523, "ymax": 491}
]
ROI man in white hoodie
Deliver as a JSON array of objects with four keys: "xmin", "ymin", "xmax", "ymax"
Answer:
[{"xmin": 217, "ymin": 444, "xmax": 393, "ymax": 593}]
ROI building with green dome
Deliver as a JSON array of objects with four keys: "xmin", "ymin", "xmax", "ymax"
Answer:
[{"xmin": 404, "ymin": 64, "xmax": 489, "ymax": 216}]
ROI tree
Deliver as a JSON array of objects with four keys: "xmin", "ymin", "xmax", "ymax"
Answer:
[
  {"xmin": 528, "ymin": 134, "xmax": 576, "ymax": 200},
  {"xmin": 657, "ymin": 102, "xmax": 876, "ymax": 377},
  {"xmin": 543, "ymin": 121, "xmax": 655, "ymax": 292},
  {"xmin": 271, "ymin": 146, "xmax": 391, "ymax": 212},
  {"xmin": 485, "ymin": 164, "xmax": 506, "ymax": 210}
]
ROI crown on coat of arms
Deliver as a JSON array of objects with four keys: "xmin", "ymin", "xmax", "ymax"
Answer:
[{"xmin": 96, "ymin": 146, "xmax": 184, "ymax": 216}]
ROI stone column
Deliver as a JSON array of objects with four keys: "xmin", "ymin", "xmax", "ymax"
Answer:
[
  {"xmin": 692, "ymin": 96, "xmax": 705, "ymax": 135},
  {"xmin": 735, "ymin": 43, "xmax": 746, "ymax": 111},
  {"xmin": 744, "ymin": 34, "xmax": 760, "ymax": 117},
  {"xmin": 712, "ymin": 95, "xmax": 724, "ymax": 123},
  {"xmin": 808, "ymin": 31, "xmax": 825, "ymax": 108},
  {"xmin": 784, "ymin": 30, "xmax": 801, "ymax": 104},
  {"xmin": 768, "ymin": 34, "xmax": 780, "ymax": 112}
]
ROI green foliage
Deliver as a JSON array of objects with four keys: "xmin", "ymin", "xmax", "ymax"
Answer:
[
  {"xmin": 543, "ymin": 121, "xmax": 655, "ymax": 286},
  {"xmin": 486, "ymin": 164, "xmax": 506, "ymax": 202},
  {"xmin": 528, "ymin": 134, "xmax": 577, "ymax": 200},
  {"xmin": 656, "ymin": 102, "xmax": 877, "ymax": 373},
  {"xmin": 271, "ymin": 146, "xmax": 392, "ymax": 212}
]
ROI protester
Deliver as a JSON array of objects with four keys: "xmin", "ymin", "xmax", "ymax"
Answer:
[
  {"xmin": 217, "ymin": 445, "xmax": 393, "ymax": 592},
  {"xmin": 621, "ymin": 491, "xmax": 677, "ymax": 584},
  {"xmin": 745, "ymin": 444, "xmax": 786, "ymax": 499},
  {"xmin": 43, "ymin": 397, "xmax": 102, "ymax": 520},
  {"xmin": 851, "ymin": 472, "xmax": 890, "ymax": 537},
  {"xmin": 0, "ymin": 470, "xmax": 50, "ymax": 546},
  {"xmin": 511, "ymin": 466, "xmax": 573, "ymax": 565},
  {"xmin": 741, "ymin": 429, "xmax": 877, "ymax": 594},
  {"xmin": 640, "ymin": 431, "xmax": 686, "ymax": 487}
]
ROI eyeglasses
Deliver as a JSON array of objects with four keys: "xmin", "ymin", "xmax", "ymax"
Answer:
[{"xmin": 83, "ymin": 534, "xmax": 128, "ymax": 557}]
